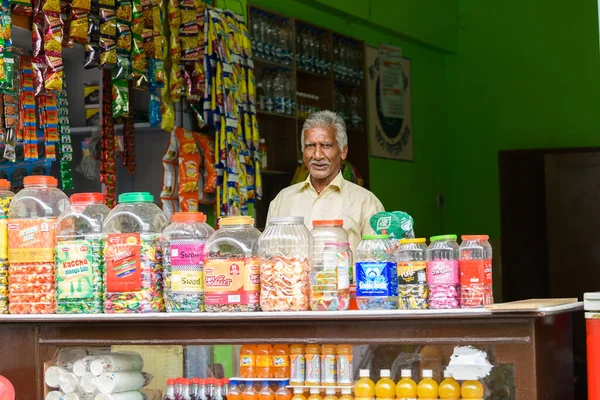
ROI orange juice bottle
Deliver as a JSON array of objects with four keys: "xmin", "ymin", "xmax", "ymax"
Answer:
[
  {"xmin": 461, "ymin": 380, "xmax": 484, "ymax": 400},
  {"xmin": 258, "ymin": 381, "xmax": 275, "ymax": 400},
  {"xmin": 240, "ymin": 345, "xmax": 256, "ymax": 378},
  {"xmin": 256, "ymin": 345, "xmax": 273, "ymax": 379},
  {"xmin": 395, "ymin": 369, "xmax": 417, "ymax": 400},
  {"xmin": 307, "ymin": 387, "xmax": 322, "ymax": 400},
  {"xmin": 336, "ymin": 345, "xmax": 353, "ymax": 386},
  {"xmin": 243, "ymin": 381, "xmax": 258, "ymax": 400},
  {"xmin": 439, "ymin": 370, "xmax": 460, "ymax": 399},
  {"xmin": 354, "ymin": 369, "xmax": 375, "ymax": 400},
  {"xmin": 228, "ymin": 380, "xmax": 243, "ymax": 400},
  {"xmin": 323, "ymin": 388, "xmax": 338, "ymax": 400},
  {"xmin": 305, "ymin": 345, "xmax": 321, "ymax": 386},
  {"xmin": 375, "ymin": 370, "xmax": 395, "ymax": 400},
  {"xmin": 272, "ymin": 345, "xmax": 290, "ymax": 379},
  {"xmin": 321, "ymin": 344, "xmax": 337, "ymax": 386},
  {"xmin": 338, "ymin": 387, "xmax": 353, "ymax": 400},
  {"xmin": 291, "ymin": 387, "xmax": 306, "ymax": 400},
  {"xmin": 275, "ymin": 381, "xmax": 291, "ymax": 400},
  {"xmin": 290, "ymin": 345, "xmax": 306, "ymax": 385},
  {"xmin": 417, "ymin": 370, "xmax": 438, "ymax": 400}
]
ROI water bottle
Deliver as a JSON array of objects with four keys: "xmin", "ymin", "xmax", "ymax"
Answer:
[
  {"xmin": 257, "ymin": 11, "xmax": 267, "ymax": 59},
  {"xmin": 313, "ymin": 29, "xmax": 321, "ymax": 74},
  {"xmin": 296, "ymin": 28, "xmax": 303, "ymax": 69},
  {"xmin": 279, "ymin": 19, "xmax": 291, "ymax": 65},
  {"xmin": 333, "ymin": 38, "xmax": 340, "ymax": 77},
  {"xmin": 273, "ymin": 69, "xmax": 285, "ymax": 114},
  {"xmin": 256, "ymin": 82, "xmax": 265, "ymax": 111},
  {"xmin": 349, "ymin": 87, "xmax": 362, "ymax": 129},
  {"xmin": 320, "ymin": 31, "xmax": 330, "ymax": 74},
  {"xmin": 250, "ymin": 10, "xmax": 260, "ymax": 55},
  {"xmin": 301, "ymin": 27, "xmax": 312, "ymax": 71},
  {"xmin": 270, "ymin": 16, "xmax": 280, "ymax": 61},
  {"xmin": 283, "ymin": 71, "xmax": 294, "ymax": 115},
  {"xmin": 263, "ymin": 69, "xmax": 274, "ymax": 112},
  {"xmin": 355, "ymin": 234, "xmax": 398, "ymax": 310}
]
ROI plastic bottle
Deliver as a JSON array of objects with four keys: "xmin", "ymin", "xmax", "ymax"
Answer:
[
  {"xmin": 243, "ymin": 381, "xmax": 258, "ymax": 400},
  {"xmin": 182, "ymin": 379, "xmax": 193, "ymax": 400},
  {"xmin": 279, "ymin": 19, "xmax": 291, "ymax": 64},
  {"xmin": 214, "ymin": 379, "xmax": 226, "ymax": 400},
  {"xmin": 320, "ymin": 32, "xmax": 330, "ymax": 74},
  {"xmin": 257, "ymin": 82, "xmax": 265, "ymax": 111},
  {"xmin": 426, "ymin": 235, "xmax": 460, "ymax": 309},
  {"xmin": 259, "ymin": 138, "xmax": 268, "ymax": 170},
  {"xmin": 374, "ymin": 370, "xmax": 395, "ymax": 400},
  {"xmin": 416, "ymin": 370, "xmax": 438, "ymax": 400},
  {"xmin": 459, "ymin": 235, "xmax": 493, "ymax": 307},
  {"xmin": 336, "ymin": 345, "xmax": 353, "ymax": 386},
  {"xmin": 175, "ymin": 378, "xmax": 184, "ymax": 400},
  {"xmin": 396, "ymin": 369, "xmax": 417, "ymax": 400},
  {"xmin": 191, "ymin": 378, "xmax": 200, "ymax": 400},
  {"xmin": 240, "ymin": 344, "xmax": 256, "ymax": 378},
  {"xmin": 460, "ymin": 380, "xmax": 484, "ymax": 400},
  {"xmin": 289, "ymin": 344, "xmax": 305, "ymax": 386},
  {"xmin": 275, "ymin": 381, "xmax": 291, "ymax": 400},
  {"xmin": 349, "ymin": 87, "xmax": 362, "ymax": 129},
  {"xmin": 304, "ymin": 344, "xmax": 321, "ymax": 386},
  {"xmin": 272, "ymin": 70, "xmax": 285, "ymax": 114},
  {"xmin": 355, "ymin": 235, "xmax": 398, "ymax": 310},
  {"xmin": 323, "ymin": 388, "xmax": 337, "ymax": 400},
  {"xmin": 296, "ymin": 28, "xmax": 304, "ymax": 69},
  {"xmin": 223, "ymin": 378, "xmax": 230, "ymax": 398},
  {"xmin": 250, "ymin": 10, "xmax": 260, "ymax": 56},
  {"xmin": 291, "ymin": 387, "xmax": 306, "ymax": 400},
  {"xmin": 338, "ymin": 388, "xmax": 352, "ymax": 400},
  {"xmin": 256, "ymin": 345, "xmax": 272, "ymax": 379},
  {"xmin": 283, "ymin": 72, "xmax": 295, "ymax": 116},
  {"xmin": 354, "ymin": 369, "xmax": 375, "ymax": 400},
  {"xmin": 164, "ymin": 378, "xmax": 177, "ymax": 400},
  {"xmin": 258, "ymin": 381, "xmax": 274, "ymax": 400},
  {"xmin": 229, "ymin": 380, "xmax": 243, "ymax": 400},
  {"xmin": 272, "ymin": 344, "xmax": 290, "ymax": 379},
  {"xmin": 320, "ymin": 344, "xmax": 337, "ymax": 386},
  {"xmin": 307, "ymin": 388, "xmax": 322, "ymax": 400},
  {"xmin": 263, "ymin": 70, "xmax": 274, "ymax": 112},
  {"xmin": 256, "ymin": 11, "xmax": 266, "ymax": 58},
  {"xmin": 301, "ymin": 27, "xmax": 312, "ymax": 71},
  {"xmin": 438, "ymin": 370, "xmax": 460, "ymax": 399},
  {"xmin": 396, "ymin": 238, "xmax": 429, "ymax": 310}
]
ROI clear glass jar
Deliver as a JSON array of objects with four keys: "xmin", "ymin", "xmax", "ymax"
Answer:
[
  {"xmin": 355, "ymin": 234, "xmax": 397, "ymax": 310},
  {"xmin": 203, "ymin": 216, "xmax": 261, "ymax": 312},
  {"xmin": 310, "ymin": 220, "xmax": 352, "ymax": 311},
  {"xmin": 163, "ymin": 212, "xmax": 215, "ymax": 312},
  {"xmin": 55, "ymin": 193, "xmax": 110, "ymax": 314},
  {"xmin": 396, "ymin": 238, "xmax": 429, "ymax": 310},
  {"xmin": 258, "ymin": 216, "xmax": 310, "ymax": 311},
  {"xmin": 7, "ymin": 176, "xmax": 70, "ymax": 314},
  {"xmin": 426, "ymin": 234, "xmax": 460, "ymax": 309},
  {"xmin": 459, "ymin": 235, "xmax": 493, "ymax": 308},
  {"xmin": 0, "ymin": 179, "xmax": 14, "ymax": 314},
  {"xmin": 102, "ymin": 192, "xmax": 169, "ymax": 313}
]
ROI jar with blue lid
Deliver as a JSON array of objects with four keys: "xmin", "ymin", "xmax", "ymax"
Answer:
[{"xmin": 355, "ymin": 234, "xmax": 398, "ymax": 310}]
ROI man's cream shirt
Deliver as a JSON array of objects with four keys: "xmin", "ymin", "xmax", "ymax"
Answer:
[{"xmin": 266, "ymin": 171, "xmax": 385, "ymax": 252}]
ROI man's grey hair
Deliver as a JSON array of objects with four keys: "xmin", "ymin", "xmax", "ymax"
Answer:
[{"xmin": 301, "ymin": 110, "xmax": 348, "ymax": 152}]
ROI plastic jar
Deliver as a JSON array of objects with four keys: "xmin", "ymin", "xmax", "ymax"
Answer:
[
  {"xmin": 0, "ymin": 179, "xmax": 14, "ymax": 314},
  {"xmin": 55, "ymin": 193, "xmax": 110, "ymax": 314},
  {"xmin": 427, "ymin": 235, "xmax": 460, "ymax": 309},
  {"xmin": 459, "ymin": 235, "xmax": 493, "ymax": 308},
  {"xmin": 7, "ymin": 176, "xmax": 69, "ymax": 314},
  {"xmin": 102, "ymin": 192, "xmax": 169, "ymax": 313},
  {"xmin": 355, "ymin": 234, "xmax": 397, "ymax": 310},
  {"xmin": 309, "ymin": 220, "xmax": 352, "ymax": 311},
  {"xmin": 162, "ymin": 212, "xmax": 215, "ymax": 312},
  {"xmin": 258, "ymin": 216, "xmax": 310, "ymax": 311},
  {"xmin": 396, "ymin": 238, "xmax": 429, "ymax": 310},
  {"xmin": 203, "ymin": 216, "xmax": 261, "ymax": 312}
]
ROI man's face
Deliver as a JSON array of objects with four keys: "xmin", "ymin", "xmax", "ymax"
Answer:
[{"xmin": 303, "ymin": 126, "xmax": 348, "ymax": 181}]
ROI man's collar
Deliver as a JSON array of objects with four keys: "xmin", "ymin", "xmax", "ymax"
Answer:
[{"xmin": 303, "ymin": 171, "xmax": 344, "ymax": 192}]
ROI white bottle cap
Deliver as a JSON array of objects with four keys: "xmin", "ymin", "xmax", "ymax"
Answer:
[
  {"xmin": 340, "ymin": 388, "xmax": 351, "ymax": 395},
  {"xmin": 359, "ymin": 369, "xmax": 370, "ymax": 378},
  {"xmin": 310, "ymin": 387, "xmax": 320, "ymax": 395},
  {"xmin": 444, "ymin": 369, "xmax": 452, "ymax": 378},
  {"xmin": 325, "ymin": 388, "xmax": 336, "ymax": 395},
  {"xmin": 293, "ymin": 388, "xmax": 304, "ymax": 394},
  {"xmin": 422, "ymin": 370, "xmax": 433, "ymax": 378},
  {"xmin": 400, "ymin": 369, "xmax": 412, "ymax": 378},
  {"xmin": 380, "ymin": 369, "xmax": 391, "ymax": 378}
]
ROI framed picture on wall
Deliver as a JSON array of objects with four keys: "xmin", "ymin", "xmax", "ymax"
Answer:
[{"xmin": 366, "ymin": 46, "xmax": 413, "ymax": 161}]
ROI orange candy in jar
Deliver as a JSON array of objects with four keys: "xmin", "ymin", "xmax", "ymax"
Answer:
[{"xmin": 258, "ymin": 216, "xmax": 310, "ymax": 311}]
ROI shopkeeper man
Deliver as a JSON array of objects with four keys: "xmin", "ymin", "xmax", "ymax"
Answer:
[{"xmin": 267, "ymin": 110, "xmax": 384, "ymax": 252}]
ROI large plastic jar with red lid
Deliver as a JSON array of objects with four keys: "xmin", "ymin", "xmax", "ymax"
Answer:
[
  {"xmin": 459, "ymin": 235, "xmax": 493, "ymax": 308},
  {"xmin": 163, "ymin": 212, "xmax": 215, "ymax": 312},
  {"xmin": 55, "ymin": 193, "xmax": 110, "ymax": 314},
  {"xmin": 0, "ymin": 179, "xmax": 14, "ymax": 314},
  {"xmin": 7, "ymin": 176, "xmax": 69, "ymax": 314}
]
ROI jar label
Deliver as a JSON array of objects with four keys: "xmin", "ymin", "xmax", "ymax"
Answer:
[
  {"xmin": 171, "ymin": 268, "xmax": 203, "ymax": 293},
  {"xmin": 397, "ymin": 261, "xmax": 427, "ymax": 284},
  {"xmin": 7, "ymin": 218, "xmax": 58, "ymax": 263},
  {"xmin": 356, "ymin": 261, "xmax": 397, "ymax": 297},
  {"xmin": 427, "ymin": 260, "xmax": 459, "ymax": 285},
  {"xmin": 55, "ymin": 240, "xmax": 94, "ymax": 299},
  {"xmin": 170, "ymin": 240, "xmax": 204, "ymax": 266},
  {"xmin": 459, "ymin": 259, "xmax": 488, "ymax": 285},
  {"xmin": 105, "ymin": 233, "xmax": 141, "ymax": 293},
  {"xmin": 204, "ymin": 258, "xmax": 260, "ymax": 305}
]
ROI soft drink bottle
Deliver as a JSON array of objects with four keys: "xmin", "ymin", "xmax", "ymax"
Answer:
[
  {"xmin": 304, "ymin": 344, "xmax": 321, "ymax": 386},
  {"xmin": 375, "ymin": 370, "xmax": 395, "ymax": 400},
  {"xmin": 175, "ymin": 378, "xmax": 185, "ymax": 400},
  {"xmin": 258, "ymin": 381, "xmax": 274, "ymax": 400},
  {"xmin": 164, "ymin": 379, "xmax": 177, "ymax": 400},
  {"xmin": 307, "ymin": 388, "xmax": 322, "ymax": 400},
  {"xmin": 417, "ymin": 370, "xmax": 438, "ymax": 400},
  {"xmin": 272, "ymin": 344, "xmax": 290, "ymax": 378},
  {"xmin": 354, "ymin": 369, "xmax": 375, "ymax": 400},
  {"xmin": 240, "ymin": 345, "xmax": 256, "ymax": 378},
  {"xmin": 275, "ymin": 381, "xmax": 291, "ymax": 400},
  {"xmin": 228, "ymin": 380, "xmax": 243, "ymax": 400},
  {"xmin": 320, "ymin": 344, "xmax": 337, "ymax": 386},
  {"xmin": 214, "ymin": 379, "xmax": 225, "ymax": 400},
  {"xmin": 323, "ymin": 388, "xmax": 337, "ymax": 400},
  {"xmin": 291, "ymin": 387, "xmax": 306, "ymax": 400},
  {"xmin": 460, "ymin": 380, "xmax": 484, "ymax": 400},
  {"xmin": 243, "ymin": 381, "xmax": 258, "ymax": 400},
  {"xmin": 182, "ymin": 379, "xmax": 193, "ymax": 400},
  {"xmin": 438, "ymin": 370, "xmax": 460, "ymax": 399},
  {"xmin": 256, "ymin": 345, "xmax": 272, "ymax": 379},
  {"xmin": 223, "ymin": 378, "xmax": 230, "ymax": 397},
  {"xmin": 338, "ymin": 388, "xmax": 352, "ymax": 400},
  {"xmin": 396, "ymin": 369, "xmax": 417, "ymax": 400},
  {"xmin": 336, "ymin": 344, "xmax": 353, "ymax": 386},
  {"xmin": 289, "ymin": 344, "xmax": 305, "ymax": 386},
  {"xmin": 190, "ymin": 378, "xmax": 200, "ymax": 400}
]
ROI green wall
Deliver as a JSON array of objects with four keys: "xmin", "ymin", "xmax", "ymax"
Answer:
[
  {"xmin": 445, "ymin": 0, "xmax": 600, "ymax": 238},
  {"xmin": 245, "ymin": 0, "xmax": 456, "ymax": 238}
]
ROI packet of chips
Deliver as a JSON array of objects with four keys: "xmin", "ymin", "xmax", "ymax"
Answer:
[
  {"xmin": 112, "ymin": 78, "xmax": 128, "ymax": 118},
  {"xmin": 70, "ymin": 9, "xmax": 89, "ymax": 44},
  {"xmin": 174, "ymin": 127, "xmax": 200, "ymax": 212},
  {"xmin": 84, "ymin": 0, "xmax": 100, "ymax": 68}
]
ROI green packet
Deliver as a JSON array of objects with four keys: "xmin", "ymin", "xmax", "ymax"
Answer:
[{"xmin": 370, "ymin": 211, "xmax": 415, "ymax": 239}]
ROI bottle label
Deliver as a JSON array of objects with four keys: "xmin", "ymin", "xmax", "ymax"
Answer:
[
  {"xmin": 336, "ymin": 354, "xmax": 353, "ymax": 384},
  {"xmin": 321, "ymin": 354, "xmax": 337, "ymax": 384},
  {"xmin": 427, "ymin": 260, "xmax": 459, "ymax": 285},
  {"xmin": 105, "ymin": 233, "xmax": 142, "ymax": 293},
  {"xmin": 305, "ymin": 353, "xmax": 320, "ymax": 384},
  {"xmin": 274, "ymin": 97, "xmax": 285, "ymax": 114},
  {"xmin": 8, "ymin": 218, "xmax": 58, "ymax": 262},
  {"xmin": 240, "ymin": 354, "xmax": 255, "ymax": 366},
  {"xmin": 256, "ymin": 354, "xmax": 271, "ymax": 367},
  {"xmin": 272, "ymin": 355, "xmax": 290, "ymax": 367},
  {"xmin": 397, "ymin": 261, "xmax": 427, "ymax": 284},
  {"xmin": 356, "ymin": 261, "xmax": 398, "ymax": 297},
  {"xmin": 459, "ymin": 259, "xmax": 488, "ymax": 285},
  {"xmin": 55, "ymin": 239, "xmax": 95, "ymax": 299},
  {"xmin": 290, "ymin": 354, "xmax": 305, "ymax": 383},
  {"xmin": 204, "ymin": 258, "xmax": 260, "ymax": 305},
  {"xmin": 170, "ymin": 240, "xmax": 204, "ymax": 266}
]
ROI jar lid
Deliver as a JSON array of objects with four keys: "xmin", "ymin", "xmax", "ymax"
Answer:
[
  {"xmin": 461, "ymin": 234, "xmax": 489, "ymax": 241},
  {"xmin": 23, "ymin": 175, "xmax": 58, "ymax": 187},
  {"xmin": 400, "ymin": 238, "xmax": 426, "ymax": 245},
  {"xmin": 118, "ymin": 192, "xmax": 154, "ymax": 203},
  {"xmin": 362, "ymin": 234, "xmax": 389, "ymax": 240},
  {"xmin": 430, "ymin": 234, "xmax": 457, "ymax": 242},
  {"xmin": 70, "ymin": 193, "xmax": 105, "ymax": 204},
  {"xmin": 219, "ymin": 216, "xmax": 254, "ymax": 226},
  {"xmin": 268, "ymin": 216, "xmax": 304, "ymax": 224},
  {"xmin": 172, "ymin": 212, "xmax": 207, "ymax": 223},
  {"xmin": 313, "ymin": 219, "xmax": 343, "ymax": 227},
  {"xmin": 0, "ymin": 179, "xmax": 10, "ymax": 189}
]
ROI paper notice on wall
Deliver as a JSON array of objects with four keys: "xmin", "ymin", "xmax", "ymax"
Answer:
[{"xmin": 378, "ymin": 44, "xmax": 404, "ymax": 119}]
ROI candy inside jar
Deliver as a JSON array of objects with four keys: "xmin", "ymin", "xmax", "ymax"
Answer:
[
  {"xmin": 0, "ymin": 179, "xmax": 14, "ymax": 314},
  {"xmin": 426, "ymin": 234, "xmax": 460, "ymax": 309}
]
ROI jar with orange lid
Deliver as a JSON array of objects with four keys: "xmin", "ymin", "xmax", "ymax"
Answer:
[
  {"xmin": 459, "ymin": 235, "xmax": 493, "ymax": 308},
  {"xmin": 163, "ymin": 212, "xmax": 215, "ymax": 312},
  {"xmin": 7, "ymin": 176, "xmax": 70, "ymax": 314},
  {"xmin": 396, "ymin": 238, "xmax": 429, "ymax": 310},
  {"xmin": 203, "ymin": 216, "xmax": 261, "ymax": 312},
  {"xmin": 0, "ymin": 179, "xmax": 14, "ymax": 314}
]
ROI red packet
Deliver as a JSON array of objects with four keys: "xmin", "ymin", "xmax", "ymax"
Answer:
[{"xmin": 105, "ymin": 233, "xmax": 141, "ymax": 292}]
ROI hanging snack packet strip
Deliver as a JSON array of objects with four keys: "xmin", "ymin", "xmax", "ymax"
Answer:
[
  {"xmin": 174, "ymin": 127, "xmax": 199, "ymax": 212},
  {"xmin": 32, "ymin": 0, "xmax": 47, "ymax": 97},
  {"xmin": 84, "ymin": 0, "xmax": 100, "ymax": 68},
  {"xmin": 40, "ymin": 93, "xmax": 59, "ymax": 161},
  {"xmin": 99, "ymin": 3, "xmax": 117, "ymax": 67},
  {"xmin": 112, "ymin": 76, "xmax": 129, "ymax": 118},
  {"xmin": 57, "ymin": 80, "xmax": 73, "ymax": 189},
  {"xmin": 160, "ymin": 129, "xmax": 180, "ymax": 219},
  {"xmin": 19, "ymin": 57, "xmax": 37, "ymax": 159},
  {"xmin": 115, "ymin": 0, "xmax": 132, "ymax": 80},
  {"xmin": 43, "ymin": 0, "xmax": 65, "ymax": 91},
  {"xmin": 131, "ymin": 0, "xmax": 146, "ymax": 88},
  {"xmin": 69, "ymin": 0, "xmax": 90, "ymax": 45},
  {"xmin": 122, "ymin": 80, "xmax": 135, "ymax": 174},
  {"xmin": 61, "ymin": 0, "xmax": 73, "ymax": 48},
  {"xmin": 11, "ymin": 0, "xmax": 32, "ymax": 16},
  {"xmin": 0, "ymin": 0, "xmax": 13, "ymax": 91},
  {"xmin": 102, "ymin": 68, "xmax": 116, "ymax": 207}
]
